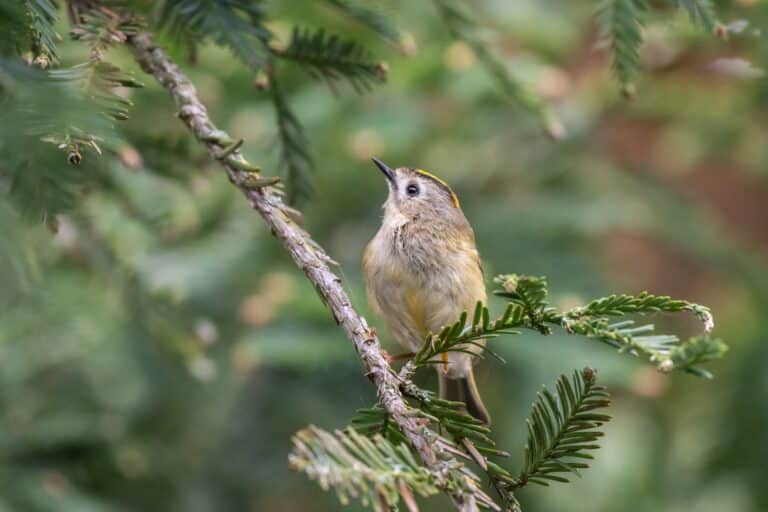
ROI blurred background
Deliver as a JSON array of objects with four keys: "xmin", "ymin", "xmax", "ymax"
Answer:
[{"xmin": 1, "ymin": 1, "xmax": 767, "ymax": 511}]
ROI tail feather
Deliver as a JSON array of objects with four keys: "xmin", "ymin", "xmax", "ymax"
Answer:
[{"xmin": 438, "ymin": 370, "xmax": 491, "ymax": 425}]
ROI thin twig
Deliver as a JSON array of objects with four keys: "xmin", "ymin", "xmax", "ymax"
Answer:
[{"xmin": 127, "ymin": 31, "xmax": 481, "ymax": 511}]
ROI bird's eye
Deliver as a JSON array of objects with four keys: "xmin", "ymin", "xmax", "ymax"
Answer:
[{"xmin": 406, "ymin": 183, "xmax": 419, "ymax": 197}]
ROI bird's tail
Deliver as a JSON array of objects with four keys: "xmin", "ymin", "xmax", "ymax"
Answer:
[{"xmin": 438, "ymin": 369, "xmax": 491, "ymax": 425}]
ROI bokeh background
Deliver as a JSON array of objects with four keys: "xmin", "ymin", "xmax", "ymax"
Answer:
[{"xmin": 2, "ymin": 1, "xmax": 768, "ymax": 511}]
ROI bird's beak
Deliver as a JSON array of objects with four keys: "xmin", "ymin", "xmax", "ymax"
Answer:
[{"xmin": 371, "ymin": 157, "xmax": 395, "ymax": 184}]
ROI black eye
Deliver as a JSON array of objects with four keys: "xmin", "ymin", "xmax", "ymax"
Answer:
[{"xmin": 406, "ymin": 183, "xmax": 419, "ymax": 197}]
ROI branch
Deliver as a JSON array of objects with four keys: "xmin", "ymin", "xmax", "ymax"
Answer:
[
  {"xmin": 270, "ymin": 72, "xmax": 313, "ymax": 204},
  {"xmin": 276, "ymin": 26, "xmax": 387, "ymax": 93},
  {"xmin": 126, "ymin": 31, "xmax": 482, "ymax": 511},
  {"xmin": 412, "ymin": 274, "xmax": 726, "ymax": 378},
  {"xmin": 289, "ymin": 426, "xmax": 498, "ymax": 511},
  {"xmin": 433, "ymin": 0, "xmax": 564, "ymax": 139},
  {"xmin": 596, "ymin": 0, "xmax": 647, "ymax": 98},
  {"xmin": 511, "ymin": 368, "xmax": 611, "ymax": 490},
  {"xmin": 322, "ymin": 0, "xmax": 401, "ymax": 44},
  {"xmin": 677, "ymin": 0, "xmax": 719, "ymax": 32},
  {"xmin": 289, "ymin": 426, "xmax": 443, "ymax": 510}
]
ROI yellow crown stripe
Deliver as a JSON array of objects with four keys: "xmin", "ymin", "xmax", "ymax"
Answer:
[{"xmin": 415, "ymin": 169, "xmax": 460, "ymax": 208}]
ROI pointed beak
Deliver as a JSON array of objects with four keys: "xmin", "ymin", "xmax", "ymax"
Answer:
[{"xmin": 371, "ymin": 157, "xmax": 395, "ymax": 184}]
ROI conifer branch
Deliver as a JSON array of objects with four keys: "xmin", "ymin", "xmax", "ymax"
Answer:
[
  {"xmin": 596, "ymin": 0, "xmax": 647, "ymax": 98},
  {"xmin": 290, "ymin": 426, "xmax": 456, "ymax": 511},
  {"xmin": 34, "ymin": 6, "xmax": 144, "ymax": 163},
  {"xmin": 2, "ymin": 4, "xmax": 141, "ymax": 218},
  {"xmin": 433, "ymin": 0, "xmax": 563, "ymax": 139},
  {"xmin": 0, "ymin": 60, "xmax": 107, "ymax": 220},
  {"xmin": 677, "ymin": 0, "xmax": 719, "ymax": 32},
  {"xmin": 354, "ymin": 369, "xmax": 610, "ymax": 508},
  {"xmin": 270, "ymin": 72, "xmax": 313, "ymax": 204},
  {"xmin": 155, "ymin": 0, "xmax": 271, "ymax": 69},
  {"xmin": 510, "ymin": 368, "xmax": 610, "ymax": 490},
  {"xmin": 70, "ymin": 8, "xmax": 143, "ymax": 61},
  {"xmin": 269, "ymin": 26, "xmax": 386, "ymax": 202},
  {"xmin": 323, "ymin": 0, "xmax": 401, "ymax": 43},
  {"xmin": 276, "ymin": 27, "xmax": 387, "ymax": 93},
  {"xmin": 49, "ymin": 61, "xmax": 144, "ymax": 122},
  {"xmin": 27, "ymin": 0, "xmax": 60, "ymax": 65},
  {"xmin": 596, "ymin": 0, "xmax": 724, "ymax": 94},
  {"xmin": 127, "ymin": 30, "xmax": 485, "ymax": 511},
  {"xmin": 354, "ymin": 390, "xmax": 502, "ymax": 459},
  {"xmin": 355, "ymin": 369, "xmax": 520, "ymax": 508},
  {"xmin": 413, "ymin": 274, "xmax": 726, "ymax": 377},
  {"xmin": 350, "ymin": 399, "xmax": 502, "ymax": 510}
]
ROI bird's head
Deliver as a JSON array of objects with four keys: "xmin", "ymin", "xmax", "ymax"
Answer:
[{"xmin": 371, "ymin": 157, "xmax": 462, "ymax": 220}]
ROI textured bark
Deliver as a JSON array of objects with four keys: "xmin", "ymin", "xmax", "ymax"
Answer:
[{"xmin": 127, "ymin": 31, "xmax": 481, "ymax": 511}]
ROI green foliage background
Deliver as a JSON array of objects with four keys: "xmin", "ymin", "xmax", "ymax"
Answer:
[{"xmin": 1, "ymin": 1, "xmax": 767, "ymax": 511}]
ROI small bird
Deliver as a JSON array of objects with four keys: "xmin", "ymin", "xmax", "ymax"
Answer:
[{"xmin": 363, "ymin": 158, "xmax": 490, "ymax": 424}]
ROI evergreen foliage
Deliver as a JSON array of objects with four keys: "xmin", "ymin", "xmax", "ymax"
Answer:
[
  {"xmin": 27, "ymin": 0, "xmax": 60, "ymax": 65},
  {"xmin": 0, "ymin": 0, "xmax": 733, "ymax": 207},
  {"xmin": 677, "ymin": 0, "xmax": 719, "ymax": 31},
  {"xmin": 354, "ymin": 390, "xmax": 502, "ymax": 458},
  {"xmin": 348, "ymin": 368, "xmax": 612, "ymax": 509},
  {"xmin": 513, "ymin": 368, "xmax": 610, "ymax": 489},
  {"xmin": 413, "ymin": 274, "xmax": 726, "ymax": 378},
  {"xmin": 596, "ymin": 0, "xmax": 648, "ymax": 96},
  {"xmin": 0, "ymin": 4, "xmax": 28, "ymax": 58},
  {"xmin": 271, "ymin": 74, "xmax": 313, "ymax": 204},
  {"xmin": 49, "ymin": 62, "xmax": 143, "ymax": 122},
  {"xmin": 0, "ymin": 60, "xmax": 108, "ymax": 220},
  {"xmin": 155, "ymin": 0, "xmax": 271, "ymax": 69},
  {"xmin": 0, "ymin": 1, "xmax": 748, "ymax": 511},
  {"xmin": 0, "ymin": 1, "xmax": 60, "ymax": 64},
  {"xmin": 323, "ymin": 0, "xmax": 400, "ymax": 43},
  {"xmin": 596, "ymin": 0, "xmax": 725, "ymax": 95},
  {"xmin": 1, "ymin": 3, "xmax": 142, "ymax": 221},
  {"xmin": 289, "ymin": 426, "xmax": 443, "ymax": 511},
  {"xmin": 153, "ymin": 0, "xmax": 392, "ymax": 199},
  {"xmin": 433, "ymin": 0, "xmax": 562, "ymax": 138},
  {"xmin": 277, "ymin": 27, "xmax": 386, "ymax": 93},
  {"xmin": 334, "ymin": 273, "xmax": 726, "ymax": 509}
]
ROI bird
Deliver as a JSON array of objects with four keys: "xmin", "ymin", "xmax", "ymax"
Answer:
[{"xmin": 363, "ymin": 157, "xmax": 490, "ymax": 424}]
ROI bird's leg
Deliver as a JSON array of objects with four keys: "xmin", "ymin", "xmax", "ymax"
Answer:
[
  {"xmin": 382, "ymin": 350, "xmax": 416, "ymax": 364},
  {"xmin": 391, "ymin": 351, "xmax": 416, "ymax": 361}
]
